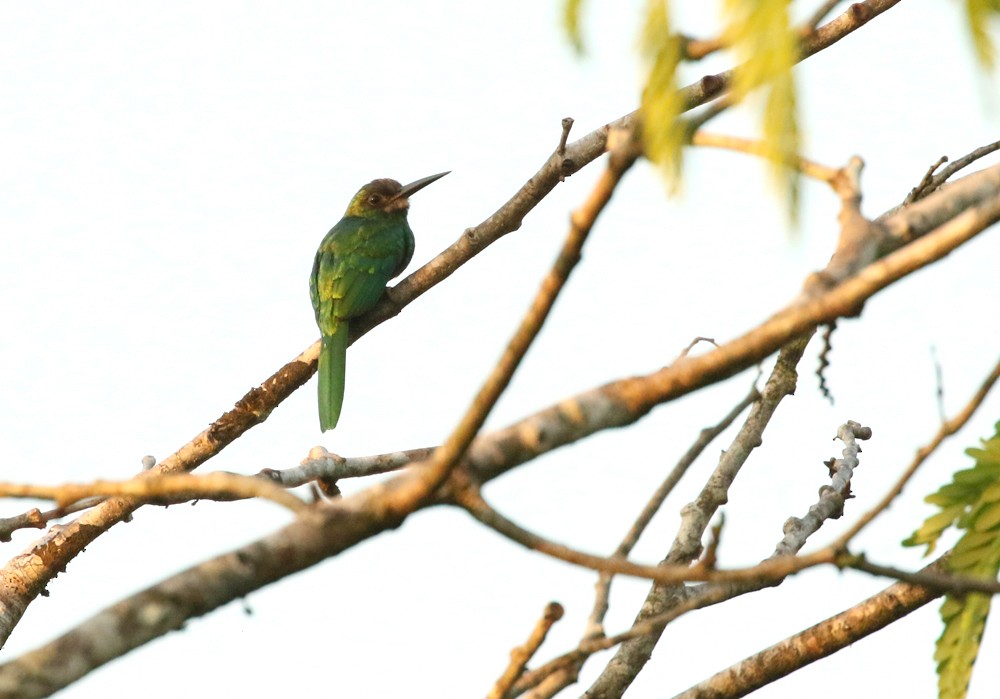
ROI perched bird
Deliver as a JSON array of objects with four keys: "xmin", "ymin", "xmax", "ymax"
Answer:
[{"xmin": 310, "ymin": 171, "xmax": 449, "ymax": 431}]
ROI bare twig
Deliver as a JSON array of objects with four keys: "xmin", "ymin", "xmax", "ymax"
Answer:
[
  {"xmin": 257, "ymin": 445, "xmax": 436, "ymax": 487},
  {"xmin": 803, "ymin": 0, "xmax": 845, "ymax": 31},
  {"xmin": 677, "ymin": 336, "xmax": 718, "ymax": 359},
  {"xmin": 905, "ymin": 139, "xmax": 1000, "ymax": 204},
  {"xmin": 456, "ymin": 487, "xmax": 833, "ymax": 586},
  {"xmin": 904, "ymin": 155, "xmax": 949, "ymax": 205},
  {"xmin": 839, "ymin": 553, "xmax": 1000, "ymax": 595},
  {"xmin": 487, "ymin": 602, "xmax": 564, "ymax": 699},
  {"xmin": 835, "ymin": 356, "xmax": 1000, "ymax": 545},
  {"xmin": 586, "ymin": 382, "xmax": 760, "ymax": 638},
  {"xmin": 0, "ymin": 473, "xmax": 309, "ymax": 514},
  {"xmin": 675, "ymin": 559, "xmax": 948, "ymax": 699},
  {"xmin": 691, "ymin": 131, "xmax": 841, "ymax": 181},
  {"xmin": 773, "ymin": 421, "xmax": 870, "ymax": 554},
  {"xmin": 517, "ymin": 420, "xmax": 873, "ymax": 696},
  {"xmin": 557, "ymin": 117, "xmax": 574, "ymax": 156},
  {"xmin": 683, "ymin": 35, "xmax": 727, "ymax": 60},
  {"xmin": 0, "ymin": 509, "xmax": 46, "ymax": 543}
]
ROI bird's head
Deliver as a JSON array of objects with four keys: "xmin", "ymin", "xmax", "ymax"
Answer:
[{"xmin": 345, "ymin": 171, "xmax": 449, "ymax": 217}]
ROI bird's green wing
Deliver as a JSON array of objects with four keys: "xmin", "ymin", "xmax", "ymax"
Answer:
[{"xmin": 312, "ymin": 218, "xmax": 409, "ymax": 334}]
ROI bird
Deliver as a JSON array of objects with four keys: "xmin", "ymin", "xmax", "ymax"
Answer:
[{"xmin": 309, "ymin": 171, "xmax": 449, "ymax": 431}]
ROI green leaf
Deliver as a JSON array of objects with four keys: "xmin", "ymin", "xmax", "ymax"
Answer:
[
  {"xmin": 563, "ymin": 0, "xmax": 586, "ymax": 54},
  {"xmin": 903, "ymin": 504, "xmax": 965, "ymax": 554},
  {"xmin": 936, "ymin": 592, "xmax": 991, "ymax": 699},
  {"xmin": 973, "ymin": 500, "xmax": 1000, "ymax": 531},
  {"xmin": 905, "ymin": 420, "xmax": 1000, "ymax": 699},
  {"xmin": 638, "ymin": 0, "xmax": 685, "ymax": 185}
]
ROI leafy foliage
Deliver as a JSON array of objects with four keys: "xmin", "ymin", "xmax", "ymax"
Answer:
[
  {"xmin": 721, "ymin": 0, "xmax": 801, "ymax": 216},
  {"xmin": 904, "ymin": 421, "xmax": 1000, "ymax": 699},
  {"xmin": 965, "ymin": 0, "xmax": 1000, "ymax": 69},
  {"xmin": 638, "ymin": 0, "xmax": 685, "ymax": 184}
]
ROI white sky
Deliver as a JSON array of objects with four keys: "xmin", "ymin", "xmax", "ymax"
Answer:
[{"xmin": 1, "ymin": 1, "xmax": 999, "ymax": 697}]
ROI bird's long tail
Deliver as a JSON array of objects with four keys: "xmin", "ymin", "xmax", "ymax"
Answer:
[{"xmin": 317, "ymin": 323, "xmax": 349, "ymax": 431}]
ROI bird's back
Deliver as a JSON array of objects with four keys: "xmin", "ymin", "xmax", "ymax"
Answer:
[{"xmin": 311, "ymin": 214, "xmax": 414, "ymax": 329}]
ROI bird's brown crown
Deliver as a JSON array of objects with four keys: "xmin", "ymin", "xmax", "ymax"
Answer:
[{"xmin": 345, "ymin": 179, "xmax": 408, "ymax": 217}]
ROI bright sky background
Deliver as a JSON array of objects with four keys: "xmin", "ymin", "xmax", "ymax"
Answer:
[{"xmin": 2, "ymin": 1, "xmax": 999, "ymax": 697}]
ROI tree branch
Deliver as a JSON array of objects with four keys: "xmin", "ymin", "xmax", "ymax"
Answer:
[
  {"xmin": 905, "ymin": 139, "xmax": 1000, "ymax": 204},
  {"xmin": 379, "ymin": 128, "xmax": 643, "ymax": 517},
  {"xmin": 587, "ymin": 382, "xmax": 761, "ymax": 639},
  {"xmin": 674, "ymin": 559, "xmax": 947, "ymax": 698},
  {"xmin": 514, "ymin": 421, "xmax": 873, "ymax": 697},
  {"xmin": 0, "ymin": 473, "xmax": 309, "ymax": 514},
  {"xmin": 836, "ymin": 355, "xmax": 1000, "ymax": 545},
  {"xmin": 487, "ymin": 602, "xmax": 564, "ymax": 699}
]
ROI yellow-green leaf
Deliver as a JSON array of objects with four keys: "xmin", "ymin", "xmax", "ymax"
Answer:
[
  {"xmin": 965, "ymin": 0, "xmax": 998, "ymax": 70},
  {"xmin": 721, "ymin": 0, "xmax": 801, "ymax": 219},
  {"xmin": 563, "ymin": 0, "xmax": 586, "ymax": 54},
  {"xmin": 907, "ymin": 421, "xmax": 1000, "ymax": 699},
  {"xmin": 638, "ymin": 0, "xmax": 685, "ymax": 185}
]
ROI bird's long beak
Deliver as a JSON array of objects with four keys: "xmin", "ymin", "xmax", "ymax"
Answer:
[{"xmin": 396, "ymin": 171, "xmax": 450, "ymax": 200}]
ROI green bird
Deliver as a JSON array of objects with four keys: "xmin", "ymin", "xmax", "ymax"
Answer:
[{"xmin": 310, "ymin": 171, "xmax": 449, "ymax": 431}]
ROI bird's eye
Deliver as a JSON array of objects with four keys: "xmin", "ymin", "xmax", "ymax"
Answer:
[{"xmin": 368, "ymin": 194, "xmax": 381, "ymax": 205}]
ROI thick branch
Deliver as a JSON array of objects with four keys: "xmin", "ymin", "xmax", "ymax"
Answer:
[{"xmin": 674, "ymin": 560, "xmax": 946, "ymax": 698}]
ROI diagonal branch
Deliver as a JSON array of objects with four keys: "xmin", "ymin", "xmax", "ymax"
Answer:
[
  {"xmin": 674, "ymin": 558, "xmax": 948, "ymax": 699},
  {"xmin": 0, "ymin": 473, "xmax": 308, "ymax": 514},
  {"xmin": 379, "ymin": 129, "xmax": 643, "ymax": 516},
  {"xmin": 487, "ymin": 602, "xmax": 564, "ymax": 699},
  {"xmin": 587, "ymin": 381, "xmax": 761, "ymax": 638}
]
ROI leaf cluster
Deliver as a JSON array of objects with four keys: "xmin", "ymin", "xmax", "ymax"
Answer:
[{"xmin": 905, "ymin": 421, "xmax": 1000, "ymax": 699}]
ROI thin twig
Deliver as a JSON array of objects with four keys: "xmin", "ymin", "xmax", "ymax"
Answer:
[
  {"xmin": 691, "ymin": 131, "xmax": 841, "ymax": 181},
  {"xmin": 803, "ymin": 0, "xmax": 845, "ymax": 31},
  {"xmin": 677, "ymin": 336, "xmax": 719, "ymax": 359},
  {"xmin": 257, "ymin": 445, "xmax": 436, "ymax": 487},
  {"xmin": 773, "ymin": 421, "xmax": 870, "ymax": 555},
  {"xmin": 517, "ymin": 421, "xmax": 873, "ymax": 696},
  {"xmin": 586, "ymin": 382, "xmax": 760, "ymax": 638},
  {"xmin": 683, "ymin": 35, "xmax": 727, "ymax": 60},
  {"xmin": 456, "ymin": 487, "xmax": 833, "ymax": 586},
  {"xmin": 486, "ymin": 602, "xmax": 564, "ymax": 699},
  {"xmin": 835, "ymin": 356, "xmax": 1000, "ymax": 545},
  {"xmin": 0, "ymin": 473, "xmax": 309, "ymax": 514},
  {"xmin": 906, "ymin": 139, "xmax": 1000, "ymax": 204},
  {"xmin": 839, "ymin": 553, "xmax": 1000, "ymax": 595},
  {"xmin": 903, "ymin": 155, "xmax": 949, "ymax": 205},
  {"xmin": 557, "ymin": 117, "xmax": 574, "ymax": 156}
]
